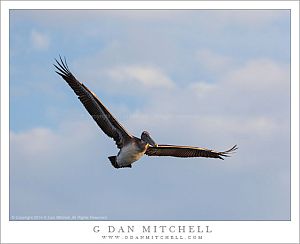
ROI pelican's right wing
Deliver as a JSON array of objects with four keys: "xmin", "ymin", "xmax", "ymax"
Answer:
[
  {"xmin": 146, "ymin": 144, "xmax": 237, "ymax": 160},
  {"xmin": 54, "ymin": 57, "xmax": 132, "ymax": 149}
]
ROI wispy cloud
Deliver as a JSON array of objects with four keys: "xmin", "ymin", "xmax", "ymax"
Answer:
[
  {"xmin": 224, "ymin": 58, "xmax": 290, "ymax": 92},
  {"xmin": 106, "ymin": 65, "xmax": 175, "ymax": 89},
  {"xmin": 9, "ymin": 119, "xmax": 113, "ymax": 178},
  {"xmin": 31, "ymin": 30, "xmax": 50, "ymax": 50},
  {"xmin": 187, "ymin": 81, "xmax": 217, "ymax": 94}
]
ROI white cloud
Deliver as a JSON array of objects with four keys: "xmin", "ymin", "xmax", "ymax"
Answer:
[
  {"xmin": 106, "ymin": 65, "xmax": 175, "ymax": 89},
  {"xmin": 10, "ymin": 119, "xmax": 109, "ymax": 168},
  {"xmin": 31, "ymin": 30, "xmax": 50, "ymax": 50},
  {"xmin": 187, "ymin": 81, "xmax": 217, "ymax": 95},
  {"xmin": 224, "ymin": 58, "xmax": 290, "ymax": 92},
  {"xmin": 11, "ymin": 128, "xmax": 57, "ymax": 159}
]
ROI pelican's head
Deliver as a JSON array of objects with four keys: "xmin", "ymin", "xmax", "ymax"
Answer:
[{"xmin": 141, "ymin": 131, "xmax": 157, "ymax": 147}]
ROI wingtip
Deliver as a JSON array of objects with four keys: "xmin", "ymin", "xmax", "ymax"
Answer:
[
  {"xmin": 219, "ymin": 144, "xmax": 238, "ymax": 159},
  {"xmin": 226, "ymin": 144, "xmax": 238, "ymax": 153},
  {"xmin": 54, "ymin": 55, "xmax": 72, "ymax": 77}
]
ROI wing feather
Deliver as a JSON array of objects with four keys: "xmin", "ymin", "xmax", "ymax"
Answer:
[
  {"xmin": 145, "ymin": 144, "xmax": 238, "ymax": 160},
  {"xmin": 54, "ymin": 56, "xmax": 132, "ymax": 148}
]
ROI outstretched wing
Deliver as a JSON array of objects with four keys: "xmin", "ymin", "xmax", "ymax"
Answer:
[
  {"xmin": 54, "ymin": 56, "xmax": 132, "ymax": 149},
  {"xmin": 145, "ymin": 144, "xmax": 237, "ymax": 160}
]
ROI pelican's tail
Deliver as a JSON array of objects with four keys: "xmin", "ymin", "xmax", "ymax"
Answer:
[
  {"xmin": 108, "ymin": 156, "xmax": 118, "ymax": 168},
  {"xmin": 108, "ymin": 156, "xmax": 132, "ymax": 169}
]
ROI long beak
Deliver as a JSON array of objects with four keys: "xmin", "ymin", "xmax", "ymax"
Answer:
[{"xmin": 144, "ymin": 134, "xmax": 157, "ymax": 147}]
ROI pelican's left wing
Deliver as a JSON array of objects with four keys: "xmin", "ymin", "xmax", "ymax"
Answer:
[
  {"xmin": 145, "ymin": 144, "xmax": 237, "ymax": 160},
  {"xmin": 54, "ymin": 56, "xmax": 132, "ymax": 149}
]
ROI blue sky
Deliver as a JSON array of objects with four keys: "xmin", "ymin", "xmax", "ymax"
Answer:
[{"xmin": 10, "ymin": 10, "xmax": 290, "ymax": 220}]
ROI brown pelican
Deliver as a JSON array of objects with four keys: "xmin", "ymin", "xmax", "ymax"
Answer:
[{"xmin": 54, "ymin": 57, "xmax": 237, "ymax": 169}]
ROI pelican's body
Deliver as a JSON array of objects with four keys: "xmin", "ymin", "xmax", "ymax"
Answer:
[
  {"xmin": 54, "ymin": 57, "xmax": 237, "ymax": 169},
  {"xmin": 114, "ymin": 138, "xmax": 148, "ymax": 168}
]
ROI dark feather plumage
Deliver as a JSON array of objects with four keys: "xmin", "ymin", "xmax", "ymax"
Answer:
[
  {"xmin": 54, "ymin": 56, "xmax": 132, "ymax": 149},
  {"xmin": 146, "ymin": 144, "xmax": 238, "ymax": 160}
]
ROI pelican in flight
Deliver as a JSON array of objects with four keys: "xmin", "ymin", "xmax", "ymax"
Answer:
[{"xmin": 54, "ymin": 57, "xmax": 237, "ymax": 169}]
